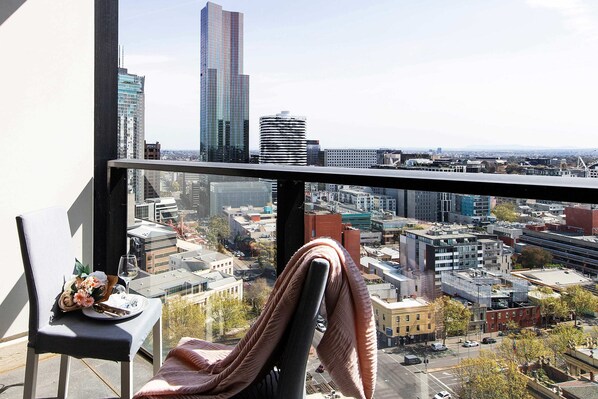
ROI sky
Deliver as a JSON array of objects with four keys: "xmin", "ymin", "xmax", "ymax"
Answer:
[{"xmin": 119, "ymin": 0, "xmax": 598, "ymax": 151}]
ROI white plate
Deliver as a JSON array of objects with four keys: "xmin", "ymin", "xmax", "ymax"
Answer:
[{"xmin": 82, "ymin": 294, "xmax": 148, "ymax": 320}]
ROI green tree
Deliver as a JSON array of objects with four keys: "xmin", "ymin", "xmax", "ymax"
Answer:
[
  {"xmin": 546, "ymin": 324, "xmax": 588, "ymax": 366},
  {"xmin": 208, "ymin": 293, "xmax": 249, "ymax": 340},
  {"xmin": 505, "ymin": 164, "xmax": 524, "ymax": 175},
  {"xmin": 535, "ymin": 292, "xmax": 569, "ymax": 327},
  {"xmin": 562, "ymin": 285, "xmax": 598, "ymax": 320},
  {"xmin": 433, "ymin": 296, "xmax": 472, "ymax": 344},
  {"xmin": 492, "ymin": 203, "xmax": 519, "ymax": 222},
  {"xmin": 244, "ymin": 278, "xmax": 273, "ymax": 317},
  {"xmin": 205, "ymin": 215, "xmax": 231, "ymax": 250},
  {"xmin": 256, "ymin": 240, "xmax": 277, "ymax": 270},
  {"xmin": 498, "ymin": 329, "xmax": 550, "ymax": 365},
  {"xmin": 455, "ymin": 351, "xmax": 531, "ymax": 399},
  {"xmin": 518, "ymin": 246, "xmax": 553, "ymax": 268},
  {"xmin": 162, "ymin": 296, "xmax": 206, "ymax": 350}
]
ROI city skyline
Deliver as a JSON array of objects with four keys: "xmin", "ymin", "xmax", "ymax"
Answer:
[{"xmin": 119, "ymin": 0, "xmax": 598, "ymax": 150}]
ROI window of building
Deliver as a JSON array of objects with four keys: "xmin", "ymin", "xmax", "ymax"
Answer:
[
  {"xmin": 396, "ymin": 316, "xmax": 400, "ymax": 323},
  {"xmin": 406, "ymin": 315, "xmax": 410, "ymax": 322},
  {"xmin": 416, "ymin": 325, "xmax": 420, "ymax": 331},
  {"xmin": 406, "ymin": 326, "xmax": 410, "ymax": 333},
  {"xmin": 416, "ymin": 314, "xmax": 420, "ymax": 320}
]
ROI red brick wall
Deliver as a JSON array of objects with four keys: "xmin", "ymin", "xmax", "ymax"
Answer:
[
  {"xmin": 304, "ymin": 213, "xmax": 343, "ymax": 243},
  {"xmin": 565, "ymin": 207, "xmax": 598, "ymax": 235},
  {"xmin": 342, "ymin": 226, "xmax": 361, "ymax": 267},
  {"xmin": 304, "ymin": 213, "xmax": 361, "ymax": 266},
  {"xmin": 485, "ymin": 305, "xmax": 541, "ymax": 333}
]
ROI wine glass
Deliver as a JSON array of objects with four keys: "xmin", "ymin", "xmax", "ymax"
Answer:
[{"xmin": 118, "ymin": 255, "xmax": 139, "ymax": 295}]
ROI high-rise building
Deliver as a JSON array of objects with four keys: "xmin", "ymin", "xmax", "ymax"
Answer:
[
  {"xmin": 118, "ymin": 67, "xmax": 145, "ymax": 202},
  {"xmin": 324, "ymin": 149, "xmax": 378, "ymax": 169},
  {"xmin": 449, "ymin": 194, "xmax": 493, "ymax": 224},
  {"xmin": 306, "ymin": 139, "xmax": 322, "ymax": 166},
  {"xmin": 144, "ymin": 141, "xmax": 160, "ymax": 199},
  {"xmin": 259, "ymin": 111, "xmax": 306, "ymax": 165},
  {"xmin": 200, "ymin": 2, "xmax": 249, "ymax": 163}
]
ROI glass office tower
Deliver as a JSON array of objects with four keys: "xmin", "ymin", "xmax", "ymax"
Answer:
[
  {"xmin": 200, "ymin": 2, "xmax": 250, "ymax": 163},
  {"xmin": 118, "ymin": 67, "xmax": 145, "ymax": 202}
]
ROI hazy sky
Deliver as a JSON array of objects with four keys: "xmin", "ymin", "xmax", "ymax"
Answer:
[{"xmin": 119, "ymin": 0, "xmax": 598, "ymax": 151}]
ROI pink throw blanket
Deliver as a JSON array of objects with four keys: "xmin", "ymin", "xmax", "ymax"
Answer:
[{"xmin": 134, "ymin": 238, "xmax": 377, "ymax": 399}]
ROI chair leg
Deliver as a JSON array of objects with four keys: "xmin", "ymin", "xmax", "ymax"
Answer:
[
  {"xmin": 23, "ymin": 347, "xmax": 38, "ymax": 399},
  {"xmin": 152, "ymin": 315, "xmax": 162, "ymax": 375},
  {"xmin": 57, "ymin": 354, "xmax": 71, "ymax": 398},
  {"xmin": 121, "ymin": 361, "xmax": 133, "ymax": 399}
]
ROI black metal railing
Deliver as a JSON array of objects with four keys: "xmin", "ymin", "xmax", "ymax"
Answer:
[{"xmin": 104, "ymin": 158, "xmax": 598, "ymax": 276}]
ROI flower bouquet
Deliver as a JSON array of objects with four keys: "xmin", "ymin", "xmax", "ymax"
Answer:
[{"xmin": 58, "ymin": 260, "xmax": 118, "ymax": 312}]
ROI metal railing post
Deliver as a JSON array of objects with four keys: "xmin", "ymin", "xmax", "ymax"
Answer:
[{"xmin": 276, "ymin": 179, "xmax": 305, "ymax": 275}]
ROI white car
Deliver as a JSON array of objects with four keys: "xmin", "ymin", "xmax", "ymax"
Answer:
[
  {"xmin": 462, "ymin": 340, "xmax": 479, "ymax": 347},
  {"xmin": 433, "ymin": 391, "xmax": 452, "ymax": 399}
]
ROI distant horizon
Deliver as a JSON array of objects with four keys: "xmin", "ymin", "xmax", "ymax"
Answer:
[
  {"xmin": 157, "ymin": 145, "xmax": 598, "ymax": 155},
  {"xmin": 120, "ymin": 0, "xmax": 598, "ymax": 151}
]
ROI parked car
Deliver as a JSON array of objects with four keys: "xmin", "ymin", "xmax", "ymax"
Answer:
[
  {"xmin": 430, "ymin": 342, "xmax": 448, "ymax": 351},
  {"xmin": 316, "ymin": 321, "xmax": 327, "ymax": 332},
  {"xmin": 462, "ymin": 340, "xmax": 479, "ymax": 347},
  {"xmin": 404, "ymin": 355, "xmax": 422, "ymax": 365},
  {"xmin": 482, "ymin": 337, "xmax": 496, "ymax": 344},
  {"xmin": 433, "ymin": 391, "xmax": 452, "ymax": 399}
]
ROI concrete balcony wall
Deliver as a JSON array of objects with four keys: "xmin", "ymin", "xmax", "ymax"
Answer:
[{"xmin": 0, "ymin": 0, "xmax": 94, "ymax": 340}]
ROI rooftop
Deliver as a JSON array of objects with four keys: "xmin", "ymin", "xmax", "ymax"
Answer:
[
  {"xmin": 512, "ymin": 268, "xmax": 592, "ymax": 289},
  {"xmin": 370, "ymin": 296, "xmax": 429, "ymax": 309}
]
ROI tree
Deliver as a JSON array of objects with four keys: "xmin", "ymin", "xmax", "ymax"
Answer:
[
  {"xmin": 497, "ymin": 329, "xmax": 550, "ymax": 366},
  {"xmin": 256, "ymin": 240, "xmax": 277, "ymax": 271},
  {"xmin": 562, "ymin": 285, "xmax": 598, "ymax": 321},
  {"xmin": 245, "ymin": 278, "xmax": 273, "ymax": 317},
  {"xmin": 492, "ymin": 203, "xmax": 518, "ymax": 222},
  {"xmin": 518, "ymin": 247, "xmax": 553, "ymax": 268},
  {"xmin": 546, "ymin": 324, "xmax": 588, "ymax": 366},
  {"xmin": 454, "ymin": 351, "xmax": 531, "ymax": 399},
  {"xmin": 537, "ymin": 295, "xmax": 569, "ymax": 327},
  {"xmin": 208, "ymin": 293, "xmax": 250, "ymax": 340},
  {"xmin": 162, "ymin": 295, "xmax": 206, "ymax": 350},
  {"xmin": 432, "ymin": 296, "xmax": 472, "ymax": 344},
  {"xmin": 205, "ymin": 216, "xmax": 231, "ymax": 250}
]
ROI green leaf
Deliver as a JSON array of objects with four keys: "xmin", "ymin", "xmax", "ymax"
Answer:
[{"xmin": 75, "ymin": 259, "xmax": 91, "ymax": 277}]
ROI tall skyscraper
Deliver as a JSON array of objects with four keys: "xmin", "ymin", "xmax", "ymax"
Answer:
[
  {"xmin": 200, "ymin": 2, "xmax": 249, "ymax": 163},
  {"xmin": 118, "ymin": 67, "xmax": 145, "ymax": 202},
  {"xmin": 259, "ymin": 111, "xmax": 307, "ymax": 166}
]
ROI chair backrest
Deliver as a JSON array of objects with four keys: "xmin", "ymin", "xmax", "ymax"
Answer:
[
  {"xmin": 237, "ymin": 258, "xmax": 330, "ymax": 399},
  {"xmin": 276, "ymin": 258, "xmax": 329, "ymax": 398},
  {"xmin": 16, "ymin": 207, "xmax": 76, "ymax": 344}
]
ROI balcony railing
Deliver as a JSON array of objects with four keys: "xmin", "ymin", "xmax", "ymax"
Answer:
[{"xmin": 106, "ymin": 158, "xmax": 598, "ymax": 276}]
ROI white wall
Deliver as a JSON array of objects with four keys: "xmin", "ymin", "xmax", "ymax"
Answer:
[{"xmin": 0, "ymin": 0, "xmax": 94, "ymax": 341}]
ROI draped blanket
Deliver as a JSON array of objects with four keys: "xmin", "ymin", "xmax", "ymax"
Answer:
[{"xmin": 134, "ymin": 238, "xmax": 377, "ymax": 399}]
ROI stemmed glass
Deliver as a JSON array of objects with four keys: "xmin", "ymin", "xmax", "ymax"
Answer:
[{"xmin": 118, "ymin": 254, "xmax": 139, "ymax": 296}]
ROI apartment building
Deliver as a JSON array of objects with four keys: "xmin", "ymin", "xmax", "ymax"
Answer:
[{"xmin": 371, "ymin": 296, "xmax": 435, "ymax": 347}]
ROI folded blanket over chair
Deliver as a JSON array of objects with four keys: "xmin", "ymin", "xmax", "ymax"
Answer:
[{"xmin": 134, "ymin": 238, "xmax": 377, "ymax": 399}]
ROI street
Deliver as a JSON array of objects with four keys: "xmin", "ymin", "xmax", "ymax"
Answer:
[{"xmin": 307, "ymin": 332, "xmax": 506, "ymax": 398}]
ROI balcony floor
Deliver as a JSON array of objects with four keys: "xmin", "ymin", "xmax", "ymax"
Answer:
[{"xmin": 0, "ymin": 339, "xmax": 336, "ymax": 398}]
